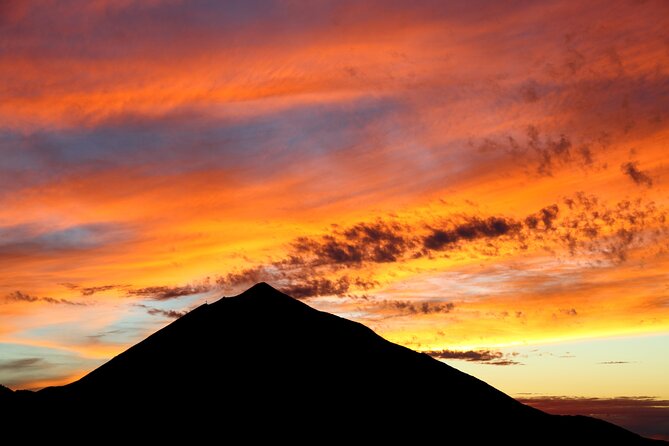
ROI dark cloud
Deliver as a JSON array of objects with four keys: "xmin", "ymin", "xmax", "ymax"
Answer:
[
  {"xmin": 426, "ymin": 349, "xmax": 501, "ymax": 361},
  {"xmin": 211, "ymin": 212, "xmax": 529, "ymax": 299},
  {"xmin": 524, "ymin": 205, "xmax": 559, "ymax": 230},
  {"xmin": 281, "ymin": 277, "xmax": 352, "ymax": 299},
  {"xmin": 127, "ymin": 282, "xmax": 214, "ymax": 300},
  {"xmin": 342, "ymin": 222, "xmax": 415, "ymax": 262},
  {"xmin": 60, "ymin": 283, "xmax": 125, "ymax": 296},
  {"xmin": 491, "ymin": 360, "xmax": 524, "ymax": 366},
  {"xmin": 192, "ymin": 191, "xmax": 669, "ymax": 306},
  {"xmin": 598, "ymin": 361, "xmax": 631, "ymax": 365},
  {"xmin": 0, "ymin": 358, "xmax": 43, "ymax": 372},
  {"xmin": 621, "ymin": 161, "xmax": 653, "ymax": 187},
  {"xmin": 423, "ymin": 217, "xmax": 521, "ymax": 251},
  {"xmin": 530, "ymin": 130, "xmax": 572, "ymax": 177},
  {"xmin": 519, "ymin": 396, "xmax": 669, "ymax": 440},
  {"xmin": 135, "ymin": 302, "xmax": 187, "ymax": 318},
  {"xmin": 293, "ymin": 221, "xmax": 414, "ymax": 266},
  {"xmin": 556, "ymin": 192, "xmax": 668, "ymax": 262},
  {"xmin": 216, "ymin": 266, "xmax": 377, "ymax": 299},
  {"xmin": 86, "ymin": 328, "xmax": 128, "ymax": 341},
  {"xmin": 215, "ymin": 248, "xmax": 381, "ymax": 299},
  {"xmin": 380, "ymin": 300, "xmax": 455, "ymax": 315},
  {"xmin": 5, "ymin": 291, "xmax": 86, "ymax": 306},
  {"xmin": 476, "ymin": 126, "xmax": 599, "ymax": 177},
  {"xmin": 424, "ymin": 349, "xmax": 522, "ymax": 365},
  {"xmin": 287, "ymin": 199, "xmax": 637, "ymax": 268},
  {"xmin": 81, "ymin": 285, "xmax": 123, "ymax": 296},
  {"xmin": 146, "ymin": 308, "xmax": 186, "ymax": 319},
  {"xmin": 217, "ymin": 267, "xmax": 276, "ymax": 288},
  {"xmin": 561, "ymin": 308, "xmax": 578, "ymax": 316},
  {"xmin": 209, "ymin": 193, "xmax": 668, "ymax": 302}
]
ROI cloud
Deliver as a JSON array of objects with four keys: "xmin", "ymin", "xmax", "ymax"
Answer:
[
  {"xmin": 145, "ymin": 308, "xmax": 186, "ymax": 319},
  {"xmin": 216, "ymin": 266, "xmax": 378, "ymax": 299},
  {"xmin": 0, "ymin": 358, "xmax": 43, "ymax": 372},
  {"xmin": 293, "ymin": 220, "xmax": 414, "ymax": 266},
  {"xmin": 208, "ymin": 193, "xmax": 668, "ymax": 303},
  {"xmin": 0, "ymin": 223, "xmax": 132, "ymax": 257},
  {"xmin": 621, "ymin": 162, "xmax": 653, "ymax": 187},
  {"xmin": 598, "ymin": 361, "xmax": 631, "ymax": 365},
  {"xmin": 423, "ymin": 217, "xmax": 521, "ymax": 251},
  {"xmin": 285, "ymin": 194, "xmax": 659, "ymax": 270},
  {"xmin": 5, "ymin": 291, "xmax": 85, "ymax": 306},
  {"xmin": 342, "ymin": 222, "xmax": 415, "ymax": 263},
  {"xmin": 528, "ymin": 127, "xmax": 573, "ymax": 177},
  {"xmin": 280, "ymin": 278, "xmax": 353, "ymax": 299},
  {"xmin": 127, "ymin": 281, "xmax": 214, "ymax": 300},
  {"xmin": 557, "ymin": 192, "xmax": 668, "ymax": 262},
  {"xmin": 60, "ymin": 283, "xmax": 126, "ymax": 296},
  {"xmin": 490, "ymin": 360, "xmax": 525, "ymax": 366},
  {"xmin": 423, "ymin": 349, "xmax": 522, "ymax": 365},
  {"xmin": 80, "ymin": 285, "xmax": 123, "ymax": 296},
  {"xmin": 561, "ymin": 308, "xmax": 578, "ymax": 316},
  {"xmin": 519, "ymin": 396, "xmax": 669, "ymax": 440},
  {"xmin": 476, "ymin": 126, "xmax": 599, "ymax": 177},
  {"xmin": 524, "ymin": 205, "xmax": 560, "ymax": 230},
  {"xmin": 379, "ymin": 300, "xmax": 455, "ymax": 315},
  {"xmin": 288, "ymin": 213, "xmax": 528, "ymax": 269},
  {"xmin": 217, "ymin": 266, "xmax": 276, "ymax": 288},
  {"xmin": 0, "ymin": 97, "xmax": 401, "ymax": 196}
]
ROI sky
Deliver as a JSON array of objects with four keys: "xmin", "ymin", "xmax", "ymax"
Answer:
[{"xmin": 1, "ymin": 0, "xmax": 668, "ymax": 438}]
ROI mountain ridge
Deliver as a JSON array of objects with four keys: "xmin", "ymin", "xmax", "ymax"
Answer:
[{"xmin": 1, "ymin": 283, "xmax": 664, "ymax": 443}]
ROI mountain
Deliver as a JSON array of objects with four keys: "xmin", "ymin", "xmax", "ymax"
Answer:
[{"xmin": 1, "ymin": 283, "xmax": 664, "ymax": 443}]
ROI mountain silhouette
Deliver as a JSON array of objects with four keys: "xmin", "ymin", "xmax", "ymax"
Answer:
[{"xmin": 1, "ymin": 283, "xmax": 664, "ymax": 443}]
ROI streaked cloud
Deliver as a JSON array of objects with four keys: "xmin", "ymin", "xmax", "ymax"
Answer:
[
  {"xmin": 5, "ymin": 291, "xmax": 85, "ymax": 306},
  {"xmin": 127, "ymin": 281, "xmax": 214, "ymax": 301},
  {"xmin": 0, "ymin": 357, "xmax": 43, "ymax": 372},
  {"xmin": 0, "ymin": 223, "xmax": 131, "ymax": 256}
]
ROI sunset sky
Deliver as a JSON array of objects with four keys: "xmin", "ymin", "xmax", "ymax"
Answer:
[{"xmin": 1, "ymin": 0, "xmax": 668, "ymax": 436}]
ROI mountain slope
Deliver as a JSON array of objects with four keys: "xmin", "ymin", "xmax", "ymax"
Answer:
[{"xmin": 3, "ymin": 283, "xmax": 663, "ymax": 443}]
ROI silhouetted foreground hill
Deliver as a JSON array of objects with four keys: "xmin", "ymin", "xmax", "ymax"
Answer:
[{"xmin": 1, "ymin": 283, "xmax": 664, "ymax": 443}]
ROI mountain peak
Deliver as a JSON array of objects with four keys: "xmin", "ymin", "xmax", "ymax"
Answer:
[
  {"xmin": 6, "ymin": 283, "xmax": 660, "ymax": 444},
  {"xmin": 240, "ymin": 281, "xmax": 281, "ymax": 295},
  {"xmin": 215, "ymin": 282, "xmax": 305, "ymax": 312}
]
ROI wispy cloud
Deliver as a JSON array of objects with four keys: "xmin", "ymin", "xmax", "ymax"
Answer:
[
  {"xmin": 0, "ymin": 222, "xmax": 133, "ymax": 258},
  {"xmin": 127, "ymin": 282, "xmax": 214, "ymax": 301},
  {"xmin": 5, "ymin": 291, "xmax": 86, "ymax": 306},
  {"xmin": 378, "ymin": 300, "xmax": 455, "ymax": 316},
  {"xmin": 60, "ymin": 283, "xmax": 127, "ymax": 296},
  {"xmin": 137, "ymin": 305, "xmax": 186, "ymax": 319},
  {"xmin": 0, "ymin": 358, "xmax": 43, "ymax": 372}
]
